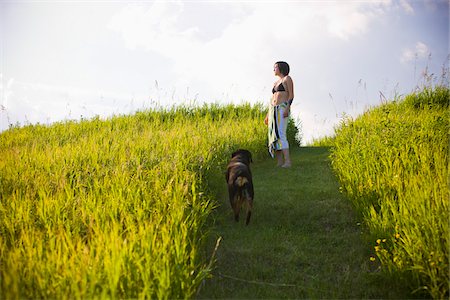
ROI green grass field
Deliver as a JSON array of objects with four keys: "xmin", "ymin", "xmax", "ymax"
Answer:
[
  {"xmin": 0, "ymin": 104, "xmax": 268, "ymax": 299},
  {"xmin": 0, "ymin": 86, "xmax": 447, "ymax": 299},
  {"xmin": 329, "ymin": 86, "xmax": 449, "ymax": 299}
]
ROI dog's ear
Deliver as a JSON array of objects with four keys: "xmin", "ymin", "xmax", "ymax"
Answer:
[
  {"xmin": 232, "ymin": 149, "xmax": 243, "ymax": 158},
  {"xmin": 246, "ymin": 150, "xmax": 253, "ymax": 163}
]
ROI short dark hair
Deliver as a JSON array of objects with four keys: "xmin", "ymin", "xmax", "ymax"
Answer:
[{"xmin": 275, "ymin": 61, "xmax": 290, "ymax": 76}]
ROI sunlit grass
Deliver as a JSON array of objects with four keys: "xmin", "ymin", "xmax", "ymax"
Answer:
[
  {"xmin": 0, "ymin": 103, "xmax": 268, "ymax": 299},
  {"xmin": 329, "ymin": 86, "xmax": 449, "ymax": 298}
]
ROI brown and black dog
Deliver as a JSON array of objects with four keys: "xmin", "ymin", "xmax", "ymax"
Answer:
[{"xmin": 225, "ymin": 149, "xmax": 254, "ymax": 225}]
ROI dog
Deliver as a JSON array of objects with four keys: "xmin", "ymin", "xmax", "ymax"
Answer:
[{"xmin": 225, "ymin": 149, "xmax": 254, "ymax": 225}]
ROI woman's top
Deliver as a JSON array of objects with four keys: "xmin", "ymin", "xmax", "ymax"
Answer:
[
  {"xmin": 272, "ymin": 81, "xmax": 289, "ymax": 106},
  {"xmin": 272, "ymin": 83, "xmax": 286, "ymax": 94}
]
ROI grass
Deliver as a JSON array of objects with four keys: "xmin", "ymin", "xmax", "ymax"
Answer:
[
  {"xmin": 198, "ymin": 146, "xmax": 410, "ymax": 299},
  {"xmin": 329, "ymin": 86, "xmax": 449, "ymax": 299},
  {"xmin": 2, "ymin": 86, "xmax": 446, "ymax": 298},
  {"xmin": 0, "ymin": 104, "xmax": 268, "ymax": 299}
]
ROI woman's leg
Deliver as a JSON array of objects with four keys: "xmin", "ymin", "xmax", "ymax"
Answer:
[
  {"xmin": 276, "ymin": 150, "xmax": 284, "ymax": 166},
  {"xmin": 282, "ymin": 148, "xmax": 291, "ymax": 167},
  {"xmin": 278, "ymin": 105, "xmax": 291, "ymax": 167}
]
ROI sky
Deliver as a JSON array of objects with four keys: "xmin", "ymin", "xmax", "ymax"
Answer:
[{"xmin": 1, "ymin": 0, "xmax": 449, "ymax": 144}]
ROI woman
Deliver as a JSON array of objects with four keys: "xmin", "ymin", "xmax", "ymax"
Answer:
[{"xmin": 264, "ymin": 61, "xmax": 294, "ymax": 168}]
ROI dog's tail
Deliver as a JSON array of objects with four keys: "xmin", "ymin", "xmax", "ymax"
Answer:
[{"xmin": 235, "ymin": 176, "xmax": 249, "ymax": 187}]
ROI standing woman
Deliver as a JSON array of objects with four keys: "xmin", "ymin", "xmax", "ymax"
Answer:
[{"xmin": 264, "ymin": 61, "xmax": 294, "ymax": 168}]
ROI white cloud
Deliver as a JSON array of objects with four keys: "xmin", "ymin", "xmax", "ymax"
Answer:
[
  {"xmin": 1, "ymin": 79, "xmax": 154, "ymax": 130},
  {"xmin": 399, "ymin": 0, "xmax": 415, "ymax": 15},
  {"xmin": 401, "ymin": 41, "xmax": 430, "ymax": 63},
  {"xmin": 108, "ymin": 1, "xmax": 200, "ymax": 55},
  {"xmin": 416, "ymin": 42, "xmax": 430, "ymax": 57},
  {"xmin": 324, "ymin": 5, "xmax": 375, "ymax": 40},
  {"xmin": 106, "ymin": 1, "xmax": 396, "ymax": 143},
  {"xmin": 0, "ymin": 74, "xmax": 14, "ymax": 110},
  {"xmin": 108, "ymin": 1, "xmax": 388, "ymax": 99}
]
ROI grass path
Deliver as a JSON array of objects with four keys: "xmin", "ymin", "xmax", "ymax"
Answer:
[{"xmin": 198, "ymin": 147, "xmax": 410, "ymax": 299}]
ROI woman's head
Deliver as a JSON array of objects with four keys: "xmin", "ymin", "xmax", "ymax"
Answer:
[{"xmin": 274, "ymin": 61, "xmax": 290, "ymax": 76}]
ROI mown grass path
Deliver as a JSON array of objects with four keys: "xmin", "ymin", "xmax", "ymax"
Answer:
[{"xmin": 198, "ymin": 147, "xmax": 410, "ymax": 299}]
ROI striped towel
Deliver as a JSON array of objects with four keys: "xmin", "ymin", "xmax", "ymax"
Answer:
[
  {"xmin": 267, "ymin": 102, "xmax": 289, "ymax": 158},
  {"xmin": 268, "ymin": 104, "xmax": 278, "ymax": 158}
]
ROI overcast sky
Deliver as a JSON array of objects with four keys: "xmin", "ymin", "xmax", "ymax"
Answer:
[{"xmin": 1, "ymin": 0, "xmax": 448, "ymax": 143}]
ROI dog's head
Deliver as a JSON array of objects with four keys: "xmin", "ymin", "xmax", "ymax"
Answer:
[{"xmin": 231, "ymin": 149, "xmax": 253, "ymax": 165}]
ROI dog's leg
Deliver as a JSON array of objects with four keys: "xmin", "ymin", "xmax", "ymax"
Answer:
[
  {"xmin": 245, "ymin": 197, "xmax": 253, "ymax": 225},
  {"xmin": 228, "ymin": 187, "xmax": 238, "ymax": 222},
  {"xmin": 233, "ymin": 196, "xmax": 242, "ymax": 222}
]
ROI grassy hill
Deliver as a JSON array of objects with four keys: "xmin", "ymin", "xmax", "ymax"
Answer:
[
  {"xmin": 0, "ymin": 86, "xmax": 447, "ymax": 299},
  {"xmin": 326, "ymin": 86, "xmax": 449, "ymax": 299},
  {"xmin": 0, "ymin": 104, "xmax": 270, "ymax": 299}
]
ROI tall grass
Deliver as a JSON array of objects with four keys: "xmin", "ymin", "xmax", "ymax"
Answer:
[
  {"xmin": 0, "ymin": 103, "xmax": 268, "ymax": 299},
  {"xmin": 330, "ymin": 86, "xmax": 449, "ymax": 298}
]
